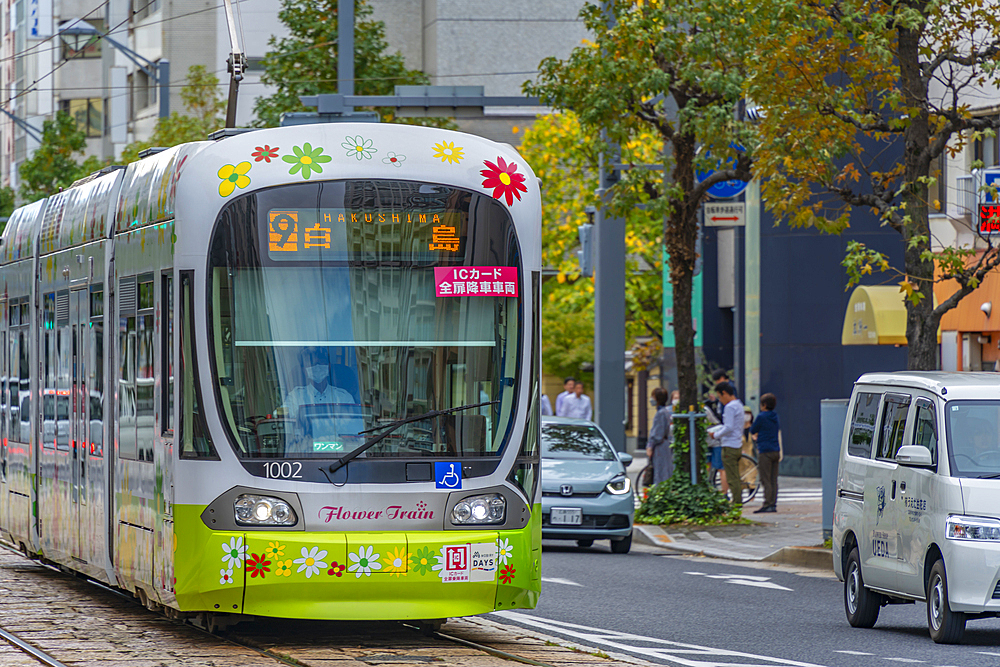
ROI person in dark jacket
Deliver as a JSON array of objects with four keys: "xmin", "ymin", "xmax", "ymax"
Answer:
[
  {"xmin": 750, "ymin": 393, "xmax": 782, "ymax": 513},
  {"xmin": 646, "ymin": 387, "xmax": 674, "ymax": 484}
]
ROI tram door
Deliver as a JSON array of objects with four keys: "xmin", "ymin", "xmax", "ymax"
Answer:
[{"xmin": 70, "ymin": 288, "xmax": 87, "ymax": 559}]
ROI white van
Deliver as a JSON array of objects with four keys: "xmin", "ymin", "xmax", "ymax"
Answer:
[{"xmin": 833, "ymin": 372, "xmax": 1000, "ymax": 644}]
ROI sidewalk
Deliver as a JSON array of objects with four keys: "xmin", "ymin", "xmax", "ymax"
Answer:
[{"xmin": 627, "ymin": 455, "xmax": 831, "ymax": 570}]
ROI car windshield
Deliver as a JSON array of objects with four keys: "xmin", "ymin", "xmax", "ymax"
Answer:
[
  {"xmin": 541, "ymin": 423, "xmax": 616, "ymax": 460},
  {"xmin": 209, "ymin": 180, "xmax": 522, "ymax": 460},
  {"xmin": 946, "ymin": 400, "xmax": 1000, "ymax": 477}
]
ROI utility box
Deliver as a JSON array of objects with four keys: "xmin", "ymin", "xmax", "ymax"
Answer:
[{"xmin": 820, "ymin": 398, "xmax": 849, "ymax": 542}]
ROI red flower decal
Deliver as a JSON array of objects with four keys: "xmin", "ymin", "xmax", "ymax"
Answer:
[
  {"xmin": 247, "ymin": 553, "xmax": 271, "ymax": 579},
  {"xmin": 480, "ymin": 157, "xmax": 527, "ymax": 206},
  {"xmin": 252, "ymin": 145, "xmax": 280, "ymax": 163},
  {"xmin": 499, "ymin": 564, "xmax": 516, "ymax": 584},
  {"xmin": 328, "ymin": 562, "xmax": 346, "ymax": 577}
]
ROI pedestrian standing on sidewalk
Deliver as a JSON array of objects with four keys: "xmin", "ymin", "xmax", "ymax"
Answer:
[
  {"xmin": 711, "ymin": 383, "xmax": 745, "ymax": 508},
  {"xmin": 561, "ymin": 381, "xmax": 593, "ymax": 420},
  {"xmin": 750, "ymin": 393, "xmax": 782, "ymax": 513},
  {"xmin": 540, "ymin": 393, "xmax": 553, "ymax": 416},
  {"xmin": 555, "ymin": 377, "xmax": 576, "ymax": 417},
  {"xmin": 645, "ymin": 387, "xmax": 674, "ymax": 484}
]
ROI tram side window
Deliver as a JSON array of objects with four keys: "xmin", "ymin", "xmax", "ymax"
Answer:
[
  {"xmin": 42, "ymin": 293, "xmax": 55, "ymax": 449},
  {"xmin": 119, "ymin": 278, "xmax": 138, "ymax": 460},
  {"xmin": 179, "ymin": 271, "xmax": 216, "ymax": 459},
  {"xmin": 7, "ymin": 302, "xmax": 18, "ymax": 439},
  {"xmin": 162, "ymin": 273, "xmax": 173, "ymax": 434},
  {"xmin": 18, "ymin": 329, "xmax": 28, "ymax": 441},
  {"xmin": 136, "ymin": 275, "xmax": 155, "ymax": 461},
  {"xmin": 90, "ymin": 287, "xmax": 104, "ymax": 457}
]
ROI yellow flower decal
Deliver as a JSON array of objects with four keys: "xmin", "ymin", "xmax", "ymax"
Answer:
[
  {"xmin": 433, "ymin": 141, "xmax": 464, "ymax": 164},
  {"xmin": 274, "ymin": 559, "xmax": 294, "ymax": 577},
  {"xmin": 218, "ymin": 161, "xmax": 251, "ymax": 197},
  {"xmin": 383, "ymin": 546, "xmax": 408, "ymax": 577},
  {"xmin": 264, "ymin": 542, "xmax": 285, "ymax": 559}
]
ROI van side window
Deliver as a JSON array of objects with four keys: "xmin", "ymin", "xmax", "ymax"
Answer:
[
  {"xmin": 912, "ymin": 398, "xmax": 938, "ymax": 466},
  {"xmin": 876, "ymin": 394, "xmax": 911, "ymax": 460},
  {"xmin": 848, "ymin": 392, "xmax": 881, "ymax": 458}
]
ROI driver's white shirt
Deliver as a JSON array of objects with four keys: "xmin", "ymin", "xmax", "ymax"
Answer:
[{"xmin": 282, "ymin": 383, "xmax": 355, "ymax": 419}]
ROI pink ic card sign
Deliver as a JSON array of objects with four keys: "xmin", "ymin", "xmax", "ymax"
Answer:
[{"xmin": 434, "ymin": 267, "xmax": 519, "ymax": 297}]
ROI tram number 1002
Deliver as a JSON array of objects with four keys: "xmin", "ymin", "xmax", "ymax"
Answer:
[{"xmin": 263, "ymin": 461, "xmax": 304, "ymax": 479}]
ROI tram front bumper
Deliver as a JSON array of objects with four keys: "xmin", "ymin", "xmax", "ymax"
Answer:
[{"xmin": 173, "ymin": 507, "xmax": 541, "ymax": 620}]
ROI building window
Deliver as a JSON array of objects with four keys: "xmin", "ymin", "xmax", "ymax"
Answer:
[
  {"xmin": 974, "ymin": 119, "xmax": 1000, "ymax": 168},
  {"xmin": 59, "ymin": 98, "xmax": 103, "ymax": 138},
  {"xmin": 928, "ymin": 150, "xmax": 947, "ymax": 213},
  {"xmin": 60, "ymin": 20, "xmax": 103, "ymax": 59},
  {"xmin": 131, "ymin": 0, "xmax": 161, "ymax": 22}
]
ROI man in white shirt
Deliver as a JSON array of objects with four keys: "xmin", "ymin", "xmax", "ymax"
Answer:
[
  {"xmin": 282, "ymin": 348, "xmax": 358, "ymax": 450},
  {"xmin": 555, "ymin": 377, "xmax": 576, "ymax": 417},
  {"xmin": 561, "ymin": 381, "xmax": 592, "ymax": 421},
  {"xmin": 712, "ymin": 382, "xmax": 745, "ymax": 508}
]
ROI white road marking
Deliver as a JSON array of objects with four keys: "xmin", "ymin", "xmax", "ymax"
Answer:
[
  {"xmin": 882, "ymin": 659, "xmax": 924, "ymax": 663},
  {"xmin": 541, "ymin": 577, "xmax": 583, "ymax": 587},
  {"xmin": 492, "ymin": 610, "xmax": 827, "ymax": 667},
  {"xmin": 835, "ymin": 651, "xmax": 874, "ymax": 656},
  {"xmin": 685, "ymin": 571, "xmax": 793, "ymax": 591},
  {"xmin": 978, "ymin": 652, "xmax": 1000, "ymax": 657}
]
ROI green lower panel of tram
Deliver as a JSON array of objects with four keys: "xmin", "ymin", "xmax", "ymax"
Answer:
[{"xmin": 173, "ymin": 505, "xmax": 541, "ymax": 619}]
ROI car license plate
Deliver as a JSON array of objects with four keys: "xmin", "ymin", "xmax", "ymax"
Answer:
[{"xmin": 550, "ymin": 508, "xmax": 582, "ymax": 525}]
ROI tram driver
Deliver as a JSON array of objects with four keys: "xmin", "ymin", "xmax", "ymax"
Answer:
[{"xmin": 280, "ymin": 347, "xmax": 363, "ymax": 452}]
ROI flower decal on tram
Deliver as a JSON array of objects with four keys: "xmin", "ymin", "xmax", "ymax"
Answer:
[
  {"xmin": 481, "ymin": 157, "xmax": 527, "ymax": 206},
  {"xmin": 294, "ymin": 546, "xmax": 329, "ymax": 578},
  {"xmin": 252, "ymin": 145, "xmax": 280, "ymax": 163},
  {"xmin": 349, "ymin": 546, "xmax": 382, "ymax": 577},
  {"xmin": 382, "ymin": 152, "xmax": 406, "ymax": 167},
  {"xmin": 341, "ymin": 135, "xmax": 378, "ymax": 161},
  {"xmin": 410, "ymin": 547, "xmax": 436, "ymax": 575},
  {"xmin": 264, "ymin": 541, "xmax": 285, "ymax": 559},
  {"xmin": 247, "ymin": 553, "xmax": 271, "ymax": 579},
  {"xmin": 221, "ymin": 536, "xmax": 247, "ymax": 569},
  {"xmin": 282, "ymin": 143, "xmax": 332, "ymax": 179},
  {"xmin": 433, "ymin": 140, "xmax": 464, "ymax": 164},
  {"xmin": 217, "ymin": 162, "xmax": 252, "ymax": 197},
  {"xmin": 383, "ymin": 547, "xmax": 408, "ymax": 577},
  {"xmin": 220, "ymin": 568, "xmax": 235, "ymax": 585},
  {"xmin": 328, "ymin": 562, "xmax": 346, "ymax": 577},
  {"xmin": 274, "ymin": 560, "xmax": 295, "ymax": 577},
  {"xmin": 497, "ymin": 538, "xmax": 514, "ymax": 565}
]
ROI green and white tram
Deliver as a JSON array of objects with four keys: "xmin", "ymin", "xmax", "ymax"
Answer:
[{"xmin": 0, "ymin": 122, "xmax": 541, "ymax": 621}]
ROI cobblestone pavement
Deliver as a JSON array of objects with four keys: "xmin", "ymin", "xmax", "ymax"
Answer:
[{"xmin": 0, "ymin": 548, "xmax": 633, "ymax": 667}]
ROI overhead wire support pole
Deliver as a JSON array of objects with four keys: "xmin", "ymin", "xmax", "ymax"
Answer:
[
  {"xmin": 0, "ymin": 108, "xmax": 42, "ymax": 143},
  {"xmin": 338, "ymin": 0, "xmax": 354, "ymax": 109},
  {"xmin": 222, "ymin": 0, "xmax": 246, "ymax": 128}
]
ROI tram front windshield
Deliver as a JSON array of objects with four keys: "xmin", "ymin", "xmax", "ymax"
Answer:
[{"xmin": 209, "ymin": 180, "xmax": 522, "ymax": 459}]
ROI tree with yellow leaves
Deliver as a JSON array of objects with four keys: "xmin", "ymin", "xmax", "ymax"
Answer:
[
  {"xmin": 748, "ymin": 0, "xmax": 1000, "ymax": 369},
  {"xmin": 519, "ymin": 113, "xmax": 664, "ymax": 382}
]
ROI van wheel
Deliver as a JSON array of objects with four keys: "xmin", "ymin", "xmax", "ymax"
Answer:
[
  {"xmin": 576, "ymin": 539, "xmax": 594, "ymax": 548},
  {"xmin": 927, "ymin": 559, "xmax": 966, "ymax": 644},
  {"xmin": 844, "ymin": 547, "xmax": 881, "ymax": 628},
  {"xmin": 610, "ymin": 532, "xmax": 632, "ymax": 554}
]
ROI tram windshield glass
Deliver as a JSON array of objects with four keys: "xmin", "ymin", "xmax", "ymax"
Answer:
[{"xmin": 209, "ymin": 180, "xmax": 523, "ymax": 459}]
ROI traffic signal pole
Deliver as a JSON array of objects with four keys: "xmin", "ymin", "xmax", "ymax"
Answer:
[{"xmin": 594, "ymin": 142, "xmax": 627, "ymax": 453}]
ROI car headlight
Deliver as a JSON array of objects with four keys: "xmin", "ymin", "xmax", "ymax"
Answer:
[
  {"xmin": 234, "ymin": 494, "xmax": 298, "ymax": 526},
  {"xmin": 946, "ymin": 515, "xmax": 1000, "ymax": 541},
  {"xmin": 451, "ymin": 493, "xmax": 506, "ymax": 525},
  {"xmin": 605, "ymin": 475, "xmax": 632, "ymax": 495}
]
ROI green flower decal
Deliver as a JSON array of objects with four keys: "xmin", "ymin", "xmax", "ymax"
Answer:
[
  {"xmin": 410, "ymin": 546, "xmax": 436, "ymax": 575},
  {"xmin": 282, "ymin": 143, "xmax": 332, "ymax": 179},
  {"xmin": 342, "ymin": 135, "xmax": 377, "ymax": 160}
]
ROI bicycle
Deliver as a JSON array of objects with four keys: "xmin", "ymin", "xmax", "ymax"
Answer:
[
  {"xmin": 710, "ymin": 452, "xmax": 760, "ymax": 504},
  {"xmin": 634, "ymin": 463, "xmax": 655, "ymax": 509}
]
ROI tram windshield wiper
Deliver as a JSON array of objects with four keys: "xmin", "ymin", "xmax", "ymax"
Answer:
[{"xmin": 325, "ymin": 400, "xmax": 499, "ymax": 476}]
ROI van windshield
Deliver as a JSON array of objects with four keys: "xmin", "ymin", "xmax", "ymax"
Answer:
[{"xmin": 946, "ymin": 401, "xmax": 1000, "ymax": 477}]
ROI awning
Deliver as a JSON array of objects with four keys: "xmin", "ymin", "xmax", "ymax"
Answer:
[{"xmin": 842, "ymin": 285, "xmax": 908, "ymax": 345}]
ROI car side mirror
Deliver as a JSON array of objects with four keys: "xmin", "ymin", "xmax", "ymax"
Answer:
[
  {"xmin": 895, "ymin": 445, "xmax": 933, "ymax": 467},
  {"xmin": 617, "ymin": 451, "xmax": 633, "ymax": 466}
]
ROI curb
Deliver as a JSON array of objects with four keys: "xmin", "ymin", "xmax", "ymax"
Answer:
[{"xmin": 633, "ymin": 524, "xmax": 833, "ymax": 571}]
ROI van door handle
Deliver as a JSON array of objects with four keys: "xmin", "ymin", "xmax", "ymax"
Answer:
[
  {"xmin": 891, "ymin": 480, "xmax": 896, "ymax": 500},
  {"xmin": 900, "ymin": 481, "xmax": 906, "ymax": 493}
]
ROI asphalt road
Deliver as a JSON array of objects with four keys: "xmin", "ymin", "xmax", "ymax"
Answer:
[{"xmin": 490, "ymin": 541, "xmax": 1000, "ymax": 667}]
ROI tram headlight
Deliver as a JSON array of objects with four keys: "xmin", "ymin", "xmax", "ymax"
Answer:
[
  {"xmin": 234, "ymin": 494, "xmax": 298, "ymax": 526},
  {"xmin": 451, "ymin": 493, "xmax": 505, "ymax": 525}
]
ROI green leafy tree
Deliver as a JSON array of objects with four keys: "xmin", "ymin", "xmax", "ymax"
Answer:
[
  {"xmin": 525, "ymin": 0, "xmax": 753, "ymax": 478},
  {"xmin": 19, "ymin": 111, "xmax": 103, "ymax": 203},
  {"xmin": 519, "ymin": 113, "xmax": 663, "ymax": 382},
  {"xmin": 253, "ymin": 0, "xmax": 448, "ymax": 128},
  {"xmin": 119, "ymin": 65, "xmax": 225, "ymax": 163},
  {"xmin": 748, "ymin": 0, "xmax": 1000, "ymax": 369},
  {"xmin": 0, "ymin": 186, "xmax": 14, "ymax": 222}
]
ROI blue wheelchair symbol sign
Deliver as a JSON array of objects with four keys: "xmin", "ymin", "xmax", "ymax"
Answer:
[{"xmin": 435, "ymin": 462, "xmax": 462, "ymax": 489}]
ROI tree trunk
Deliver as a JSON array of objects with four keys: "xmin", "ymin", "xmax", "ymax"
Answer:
[
  {"xmin": 897, "ymin": 22, "xmax": 939, "ymax": 370},
  {"xmin": 666, "ymin": 126, "xmax": 701, "ymax": 481}
]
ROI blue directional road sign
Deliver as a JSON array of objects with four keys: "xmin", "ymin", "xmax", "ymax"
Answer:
[{"xmin": 696, "ymin": 148, "xmax": 749, "ymax": 199}]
